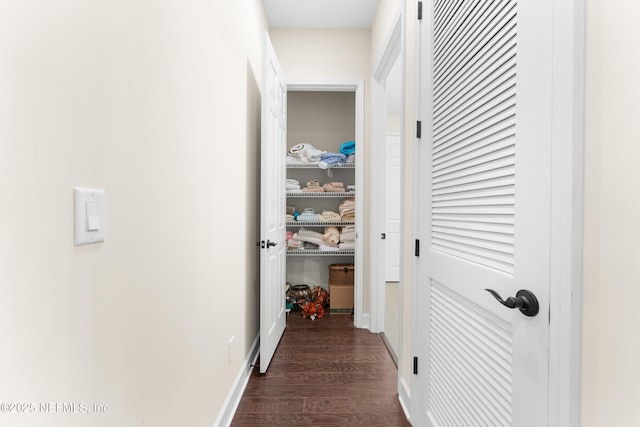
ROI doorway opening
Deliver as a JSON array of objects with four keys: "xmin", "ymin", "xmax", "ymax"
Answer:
[{"xmin": 286, "ymin": 80, "xmax": 366, "ymax": 328}]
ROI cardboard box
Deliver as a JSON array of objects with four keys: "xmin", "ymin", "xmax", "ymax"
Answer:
[{"xmin": 330, "ymin": 284, "xmax": 354, "ymax": 313}]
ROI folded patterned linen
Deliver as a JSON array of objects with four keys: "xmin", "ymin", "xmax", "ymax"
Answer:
[
  {"xmin": 319, "ymin": 245, "xmax": 340, "ymax": 252},
  {"xmin": 324, "ymin": 226, "xmax": 340, "ymax": 245},
  {"xmin": 287, "ymin": 238, "xmax": 303, "ymax": 249}
]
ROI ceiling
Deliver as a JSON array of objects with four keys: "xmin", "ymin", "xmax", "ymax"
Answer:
[{"xmin": 262, "ymin": 0, "xmax": 380, "ymax": 28}]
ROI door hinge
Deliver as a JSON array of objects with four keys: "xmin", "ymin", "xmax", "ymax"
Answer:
[
  {"xmin": 381, "ymin": 233, "xmax": 386, "ymax": 240},
  {"xmin": 415, "ymin": 239, "xmax": 420, "ymax": 256},
  {"xmin": 418, "ymin": 1, "xmax": 423, "ymax": 20},
  {"xmin": 416, "ymin": 120, "xmax": 422, "ymax": 139},
  {"xmin": 413, "ymin": 356, "xmax": 419, "ymax": 375}
]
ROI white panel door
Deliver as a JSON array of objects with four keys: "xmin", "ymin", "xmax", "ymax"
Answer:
[
  {"xmin": 260, "ymin": 32, "xmax": 287, "ymax": 374},
  {"xmin": 385, "ymin": 132, "xmax": 401, "ymax": 282},
  {"xmin": 418, "ymin": 0, "xmax": 553, "ymax": 425}
]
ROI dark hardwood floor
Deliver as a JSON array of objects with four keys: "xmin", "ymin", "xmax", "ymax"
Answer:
[{"xmin": 231, "ymin": 312, "xmax": 411, "ymax": 426}]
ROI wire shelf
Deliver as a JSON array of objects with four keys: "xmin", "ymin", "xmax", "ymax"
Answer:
[
  {"xmin": 286, "ymin": 221, "xmax": 355, "ymax": 227},
  {"xmin": 286, "ymin": 192, "xmax": 355, "ymax": 198},
  {"xmin": 286, "ymin": 162, "xmax": 355, "ymax": 169},
  {"xmin": 286, "ymin": 250, "xmax": 355, "ymax": 257}
]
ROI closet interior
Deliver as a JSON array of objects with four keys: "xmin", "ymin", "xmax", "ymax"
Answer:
[{"xmin": 285, "ymin": 91, "xmax": 357, "ymax": 316}]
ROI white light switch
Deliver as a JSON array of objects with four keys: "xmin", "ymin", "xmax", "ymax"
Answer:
[
  {"xmin": 86, "ymin": 201, "xmax": 101, "ymax": 231},
  {"xmin": 74, "ymin": 187, "xmax": 106, "ymax": 245}
]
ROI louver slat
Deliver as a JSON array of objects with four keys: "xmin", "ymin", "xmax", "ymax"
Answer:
[
  {"xmin": 429, "ymin": 281, "xmax": 513, "ymax": 427},
  {"xmin": 431, "ymin": 0, "xmax": 517, "ymax": 275}
]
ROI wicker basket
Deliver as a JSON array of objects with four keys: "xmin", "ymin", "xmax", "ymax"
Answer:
[{"xmin": 328, "ymin": 263, "xmax": 354, "ymax": 286}]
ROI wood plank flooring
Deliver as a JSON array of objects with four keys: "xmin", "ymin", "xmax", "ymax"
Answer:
[{"xmin": 231, "ymin": 312, "xmax": 411, "ymax": 426}]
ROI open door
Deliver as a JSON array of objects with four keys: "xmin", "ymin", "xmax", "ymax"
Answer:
[
  {"xmin": 259, "ymin": 32, "xmax": 287, "ymax": 374},
  {"xmin": 417, "ymin": 0, "xmax": 554, "ymax": 425}
]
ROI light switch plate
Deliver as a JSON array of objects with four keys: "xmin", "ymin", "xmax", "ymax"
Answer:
[{"xmin": 74, "ymin": 187, "xmax": 106, "ymax": 245}]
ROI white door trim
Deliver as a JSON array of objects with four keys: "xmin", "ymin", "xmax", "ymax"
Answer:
[
  {"xmin": 286, "ymin": 78, "xmax": 366, "ymax": 328},
  {"xmin": 548, "ymin": 1, "xmax": 585, "ymax": 425},
  {"xmin": 369, "ymin": 0, "xmax": 405, "ymax": 334},
  {"xmin": 369, "ymin": 0, "xmax": 408, "ymax": 418}
]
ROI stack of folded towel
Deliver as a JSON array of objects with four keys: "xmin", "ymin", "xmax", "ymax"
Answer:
[
  {"xmin": 296, "ymin": 208, "xmax": 319, "ymax": 222},
  {"xmin": 321, "ymin": 210, "xmax": 341, "ymax": 221},
  {"xmin": 339, "ymin": 198, "xmax": 356, "ymax": 221},
  {"xmin": 322, "ymin": 181, "xmax": 345, "ymax": 192},
  {"xmin": 286, "ymin": 178, "xmax": 301, "ymax": 193},
  {"xmin": 286, "ymin": 206, "xmax": 296, "ymax": 222},
  {"xmin": 318, "ymin": 152, "xmax": 347, "ymax": 169},
  {"xmin": 302, "ymin": 179, "xmax": 324, "ymax": 193},
  {"xmin": 339, "ymin": 225, "xmax": 356, "ymax": 250},
  {"xmin": 287, "ymin": 231, "xmax": 303, "ymax": 250},
  {"xmin": 293, "ymin": 227, "xmax": 338, "ymax": 249}
]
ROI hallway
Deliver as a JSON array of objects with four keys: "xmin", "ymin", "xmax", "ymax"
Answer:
[{"xmin": 231, "ymin": 313, "xmax": 410, "ymax": 426}]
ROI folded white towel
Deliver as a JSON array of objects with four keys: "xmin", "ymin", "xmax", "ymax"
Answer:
[{"xmin": 340, "ymin": 231, "xmax": 356, "ymax": 242}]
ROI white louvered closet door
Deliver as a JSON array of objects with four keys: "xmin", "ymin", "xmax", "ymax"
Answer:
[{"xmin": 419, "ymin": 0, "xmax": 553, "ymax": 426}]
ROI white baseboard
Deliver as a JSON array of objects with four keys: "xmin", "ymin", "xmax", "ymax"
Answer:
[
  {"xmin": 212, "ymin": 334, "xmax": 260, "ymax": 427},
  {"xmin": 398, "ymin": 377, "xmax": 412, "ymax": 425}
]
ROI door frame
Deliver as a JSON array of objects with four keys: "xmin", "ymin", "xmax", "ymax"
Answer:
[
  {"xmin": 411, "ymin": 1, "xmax": 585, "ymax": 426},
  {"xmin": 286, "ymin": 78, "xmax": 366, "ymax": 328},
  {"xmin": 369, "ymin": 1, "xmax": 410, "ymax": 415},
  {"xmin": 369, "ymin": 0, "xmax": 405, "ymax": 335}
]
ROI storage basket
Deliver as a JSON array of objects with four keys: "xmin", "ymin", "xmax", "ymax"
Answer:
[{"xmin": 328, "ymin": 263, "xmax": 354, "ymax": 287}]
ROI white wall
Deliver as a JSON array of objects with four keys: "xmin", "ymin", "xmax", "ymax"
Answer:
[
  {"xmin": 0, "ymin": 1, "xmax": 267, "ymax": 426},
  {"xmin": 582, "ymin": 0, "xmax": 640, "ymax": 425},
  {"xmin": 287, "ymin": 91, "xmax": 356, "ymax": 152}
]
